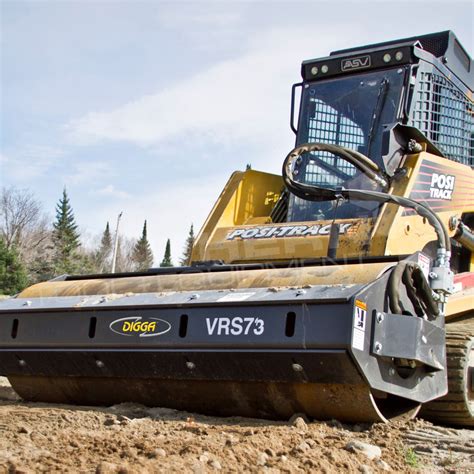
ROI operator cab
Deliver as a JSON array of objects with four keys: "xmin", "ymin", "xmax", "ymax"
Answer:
[{"xmin": 287, "ymin": 31, "xmax": 474, "ymax": 223}]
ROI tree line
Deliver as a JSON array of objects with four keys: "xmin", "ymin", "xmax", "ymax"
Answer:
[{"xmin": 0, "ymin": 187, "xmax": 195, "ymax": 295}]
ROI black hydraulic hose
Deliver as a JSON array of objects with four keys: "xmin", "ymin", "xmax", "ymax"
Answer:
[
  {"xmin": 409, "ymin": 264, "xmax": 440, "ymax": 317},
  {"xmin": 283, "ymin": 143, "xmax": 389, "ymax": 194},
  {"xmin": 387, "ymin": 261, "xmax": 407, "ymax": 315},
  {"xmin": 283, "ymin": 142, "xmax": 452, "ymax": 318},
  {"xmin": 388, "ymin": 262, "xmax": 440, "ymax": 318},
  {"xmin": 282, "ymin": 144, "xmax": 450, "ymax": 253}
]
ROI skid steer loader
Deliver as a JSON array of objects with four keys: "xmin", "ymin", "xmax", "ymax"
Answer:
[{"xmin": 0, "ymin": 31, "xmax": 473, "ymax": 425}]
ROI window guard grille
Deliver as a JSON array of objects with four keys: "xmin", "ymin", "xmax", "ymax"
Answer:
[
  {"xmin": 410, "ymin": 71, "xmax": 473, "ymax": 167},
  {"xmin": 304, "ymin": 98, "xmax": 365, "ymax": 186}
]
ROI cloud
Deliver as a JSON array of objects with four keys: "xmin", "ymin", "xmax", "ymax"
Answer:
[
  {"xmin": 64, "ymin": 27, "xmax": 330, "ymax": 153},
  {"xmin": 1, "ymin": 145, "xmax": 65, "ymax": 182},
  {"xmin": 63, "ymin": 160, "xmax": 114, "ymax": 186},
  {"xmin": 96, "ymin": 184, "xmax": 131, "ymax": 199}
]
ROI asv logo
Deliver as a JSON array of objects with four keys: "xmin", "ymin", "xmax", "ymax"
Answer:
[
  {"xmin": 430, "ymin": 173, "xmax": 455, "ymax": 200},
  {"xmin": 341, "ymin": 55, "xmax": 371, "ymax": 71},
  {"xmin": 206, "ymin": 317, "xmax": 264, "ymax": 336}
]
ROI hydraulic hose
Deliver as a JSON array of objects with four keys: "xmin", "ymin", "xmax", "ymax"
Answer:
[
  {"xmin": 283, "ymin": 143, "xmax": 389, "ymax": 193},
  {"xmin": 282, "ymin": 143, "xmax": 450, "ymax": 256},
  {"xmin": 282, "ymin": 142, "xmax": 453, "ymax": 316},
  {"xmin": 388, "ymin": 261, "xmax": 440, "ymax": 319}
]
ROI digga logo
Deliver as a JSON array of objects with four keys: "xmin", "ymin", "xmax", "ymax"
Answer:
[{"xmin": 109, "ymin": 317, "xmax": 171, "ymax": 337}]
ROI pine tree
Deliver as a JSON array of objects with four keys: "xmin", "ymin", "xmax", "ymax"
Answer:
[
  {"xmin": 101, "ymin": 222, "xmax": 112, "ymax": 252},
  {"xmin": 0, "ymin": 239, "xmax": 28, "ymax": 295},
  {"xmin": 96, "ymin": 222, "xmax": 113, "ymax": 272},
  {"xmin": 52, "ymin": 188, "xmax": 80, "ymax": 274},
  {"xmin": 132, "ymin": 220, "xmax": 154, "ymax": 270},
  {"xmin": 180, "ymin": 224, "xmax": 195, "ymax": 266},
  {"xmin": 160, "ymin": 239, "xmax": 173, "ymax": 267}
]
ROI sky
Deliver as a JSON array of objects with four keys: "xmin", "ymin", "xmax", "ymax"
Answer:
[{"xmin": 1, "ymin": 0, "xmax": 473, "ymax": 264}]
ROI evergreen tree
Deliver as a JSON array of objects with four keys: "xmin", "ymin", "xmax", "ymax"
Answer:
[
  {"xmin": 160, "ymin": 239, "xmax": 173, "ymax": 267},
  {"xmin": 0, "ymin": 239, "xmax": 28, "ymax": 295},
  {"xmin": 96, "ymin": 222, "xmax": 113, "ymax": 272},
  {"xmin": 101, "ymin": 222, "xmax": 112, "ymax": 253},
  {"xmin": 132, "ymin": 220, "xmax": 154, "ymax": 270},
  {"xmin": 179, "ymin": 224, "xmax": 195, "ymax": 266},
  {"xmin": 52, "ymin": 188, "xmax": 80, "ymax": 274},
  {"xmin": 28, "ymin": 253, "xmax": 56, "ymax": 283}
]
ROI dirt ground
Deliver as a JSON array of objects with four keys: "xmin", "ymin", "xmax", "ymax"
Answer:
[{"xmin": 0, "ymin": 377, "xmax": 472, "ymax": 473}]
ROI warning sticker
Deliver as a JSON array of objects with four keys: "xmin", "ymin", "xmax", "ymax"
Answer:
[
  {"xmin": 417, "ymin": 253, "xmax": 431, "ymax": 280},
  {"xmin": 352, "ymin": 329, "xmax": 365, "ymax": 352},
  {"xmin": 352, "ymin": 300, "xmax": 367, "ymax": 351}
]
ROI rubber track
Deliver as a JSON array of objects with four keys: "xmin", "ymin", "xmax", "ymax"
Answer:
[{"xmin": 421, "ymin": 321, "xmax": 473, "ymax": 427}]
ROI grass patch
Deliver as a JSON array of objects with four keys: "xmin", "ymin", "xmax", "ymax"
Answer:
[{"xmin": 404, "ymin": 448, "xmax": 420, "ymax": 468}]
